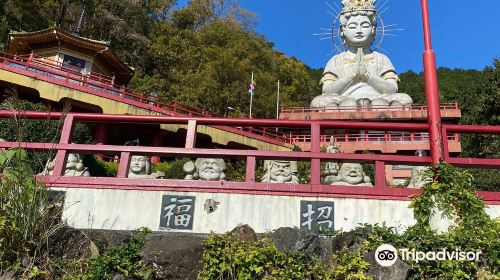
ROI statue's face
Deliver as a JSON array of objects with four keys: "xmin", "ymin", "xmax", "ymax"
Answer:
[
  {"xmin": 340, "ymin": 163, "xmax": 364, "ymax": 185},
  {"xmin": 270, "ymin": 161, "xmax": 293, "ymax": 183},
  {"xmin": 199, "ymin": 159, "xmax": 222, "ymax": 181},
  {"xmin": 66, "ymin": 154, "xmax": 79, "ymax": 169},
  {"xmin": 130, "ymin": 155, "xmax": 147, "ymax": 174},
  {"xmin": 343, "ymin": 15, "xmax": 374, "ymax": 47}
]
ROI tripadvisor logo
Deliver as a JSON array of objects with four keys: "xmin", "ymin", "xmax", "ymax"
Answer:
[
  {"xmin": 374, "ymin": 244, "xmax": 482, "ymax": 267},
  {"xmin": 375, "ymin": 244, "xmax": 398, "ymax": 267}
]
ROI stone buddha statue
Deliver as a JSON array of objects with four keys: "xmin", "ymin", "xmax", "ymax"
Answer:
[
  {"xmin": 311, "ymin": 0, "xmax": 413, "ymax": 108},
  {"xmin": 261, "ymin": 160, "xmax": 299, "ymax": 184},
  {"xmin": 330, "ymin": 162, "xmax": 373, "ymax": 186},
  {"xmin": 39, "ymin": 153, "xmax": 91, "ymax": 176},
  {"xmin": 183, "ymin": 158, "xmax": 227, "ymax": 181},
  {"xmin": 128, "ymin": 155, "xmax": 165, "ymax": 179}
]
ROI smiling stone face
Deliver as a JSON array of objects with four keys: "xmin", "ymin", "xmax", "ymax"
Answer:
[
  {"xmin": 130, "ymin": 155, "xmax": 147, "ymax": 174},
  {"xmin": 198, "ymin": 158, "xmax": 224, "ymax": 181},
  {"xmin": 339, "ymin": 163, "xmax": 365, "ymax": 185}
]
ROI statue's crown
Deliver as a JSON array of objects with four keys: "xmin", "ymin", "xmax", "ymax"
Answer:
[{"xmin": 341, "ymin": 0, "xmax": 376, "ymax": 13}]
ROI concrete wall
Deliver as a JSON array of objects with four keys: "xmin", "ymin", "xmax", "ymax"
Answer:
[{"xmin": 53, "ymin": 187, "xmax": 500, "ymax": 234}]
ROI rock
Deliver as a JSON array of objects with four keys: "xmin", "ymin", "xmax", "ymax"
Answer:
[
  {"xmin": 267, "ymin": 227, "xmax": 324, "ymax": 257},
  {"xmin": 49, "ymin": 227, "xmax": 98, "ymax": 259},
  {"xmin": 331, "ymin": 227, "xmax": 372, "ymax": 253},
  {"xmin": 230, "ymin": 224, "xmax": 257, "ymax": 242},
  {"xmin": 140, "ymin": 233, "xmax": 206, "ymax": 280},
  {"xmin": 112, "ymin": 273, "xmax": 135, "ymax": 280},
  {"xmin": 364, "ymin": 250, "xmax": 410, "ymax": 280}
]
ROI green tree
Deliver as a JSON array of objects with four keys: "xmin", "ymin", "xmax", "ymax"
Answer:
[{"xmin": 132, "ymin": 0, "xmax": 319, "ymax": 117}]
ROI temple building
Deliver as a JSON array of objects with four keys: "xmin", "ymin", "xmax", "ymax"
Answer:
[{"xmin": 7, "ymin": 28, "xmax": 134, "ymax": 86}]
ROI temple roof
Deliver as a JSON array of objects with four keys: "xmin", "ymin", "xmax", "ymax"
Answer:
[{"xmin": 7, "ymin": 28, "xmax": 134, "ymax": 85}]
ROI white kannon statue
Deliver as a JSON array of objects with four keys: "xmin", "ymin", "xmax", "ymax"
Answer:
[
  {"xmin": 40, "ymin": 153, "xmax": 91, "ymax": 176},
  {"xmin": 261, "ymin": 160, "xmax": 299, "ymax": 184},
  {"xmin": 183, "ymin": 158, "xmax": 227, "ymax": 181},
  {"xmin": 128, "ymin": 155, "xmax": 165, "ymax": 179},
  {"xmin": 311, "ymin": 0, "xmax": 413, "ymax": 108},
  {"xmin": 330, "ymin": 162, "xmax": 373, "ymax": 186}
]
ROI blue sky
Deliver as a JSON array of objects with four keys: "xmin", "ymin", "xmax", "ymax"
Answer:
[{"xmin": 176, "ymin": 1, "xmax": 500, "ymax": 73}]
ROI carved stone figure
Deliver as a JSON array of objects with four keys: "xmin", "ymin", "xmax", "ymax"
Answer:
[
  {"xmin": 323, "ymin": 137, "xmax": 341, "ymax": 184},
  {"xmin": 127, "ymin": 155, "xmax": 165, "ymax": 179},
  {"xmin": 408, "ymin": 166, "xmax": 432, "ymax": 188},
  {"xmin": 261, "ymin": 160, "xmax": 299, "ymax": 184},
  {"xmin": 311, "ymin": 0, "xmax": 413, "ymax": 108},
  {"xmin": 39, "ymin": 153, "xmax": 91, "ymax": 176},
  {"xmin": 330, "ymin": 162, "xmax": 372, "ymax": 186},
  {"xmin": 408, "ymin": 151, "xmax": 432, "ymax": 188},
  {"xmin": 183, "ymin": 158, "xmax": 226, "ymax": 181}
]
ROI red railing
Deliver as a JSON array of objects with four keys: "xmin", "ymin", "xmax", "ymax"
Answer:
[
  {"xmin": 0, "ymin": 51, "xmax": 289, "ymax": 144},
  {"xmin": 289, "ymin": 132, "xmax": 460, "ymax": 144},
  {"xmin": 280, "ymin": 102, "xmax": 460, "ymax": 114},
  {"xmin": 0, "ymin": 111, "xmax": 498, "ymax": 202}
]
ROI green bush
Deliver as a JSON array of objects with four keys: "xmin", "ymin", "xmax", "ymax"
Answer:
[
  {"xmin": 0, "ymin": 148, "xmax": 63, "ymax": 277},
  {"xmin": 152, "ymin": 161, "xmax": 171, "ymax": 174},
  {"xmin": 84, "ymin": 156, "xmax": 119, "ymax": 177},
  {"xmin": 163, "ymin": 158, "xmax": 190, "ymax": 179},
  {"xmin": 199, "ymin": 232, "xmax": 373, "ymax": 280},
  {"xmin": 69, "ymin": 228, "xmax": 153, "ymax": 280}
]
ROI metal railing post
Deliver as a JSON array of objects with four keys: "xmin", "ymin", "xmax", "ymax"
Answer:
[{"xmin": 421, "ymin": 0, "xmax": 444, "ymax": 164}]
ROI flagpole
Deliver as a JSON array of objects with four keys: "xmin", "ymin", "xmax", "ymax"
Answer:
[
  {"xmin": 249, "ymin": 72, "xmax": 254, "ymax": 118},
  {"xmin": 276, "ymin": 80, "xmax": 280, "ymax": 119}
]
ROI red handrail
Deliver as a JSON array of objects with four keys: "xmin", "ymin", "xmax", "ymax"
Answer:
[
  {"xmin": 0, "ymin": 111, "xmax": 497, "ymax": 199},
  {"xmin": 288, "ymin": 132, "xmax": 460, "ymax": 143},
  {"xmin": 280, "ymin": 102, "xmax": 459, "ymax": 114},
  {"xmin": 0, "ymin": 51, "xmax": 290, "ymax": 143}
]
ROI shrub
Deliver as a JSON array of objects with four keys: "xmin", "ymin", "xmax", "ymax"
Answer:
[
  {"xmin": 69, "ymin": 228, "xmax": 153, "ymax": 280},
  {"xmin": 0, "ymin": 148, "xmax": 63, "ymax": 276},
  {"xmin": 84, "ymin": 156, "xmax": 119, "ymax": 177}
]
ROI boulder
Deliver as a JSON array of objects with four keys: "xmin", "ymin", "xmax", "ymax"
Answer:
[
  {"xmin": 230, "ymin": 224, "xmax": 257, "ymax": 242},
  {"xmin": 267, "ymin": 227, "xmax": 324, "ymax": 257},
  {"xmin": 331, "ymin": 226, "xmax": 372, "ymax": 253},
  {"xmin": 364, "ymin": 250, "xmax": 410, "ymax": 280},
  {"xmin": 140, "ymin": 233, "xmax": 206, "ymax": 280}
]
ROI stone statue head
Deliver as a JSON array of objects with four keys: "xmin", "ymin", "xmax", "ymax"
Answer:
[
  {"xmin": 63, "ymin": 153, "xmax": 90, "ymax": 176},
  {"xmin": 129, "ymin": 155, "xmax": 151, "ymax": 175},
  {"xmin": 195, "ymin": 158, "xmax": 226, "ymax": 181},
  {"xmin": 340, "ymin": 0, "xmax": 377, "ymax": 48},
  {"xmin": 66, "ymin": 153, "xmax": 84, "ymax": 171},
  {"xmin": 262, "ymin": 160, "xmax": 299, "ymax": 184},
  {"xmin": 339, "ymin": 162, "xmax": 366, "ymax": 185}
]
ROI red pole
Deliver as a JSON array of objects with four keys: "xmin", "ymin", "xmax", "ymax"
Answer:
[{"xmin": 421, "ymin": 0, "xmax": 444, "ymax": 164}]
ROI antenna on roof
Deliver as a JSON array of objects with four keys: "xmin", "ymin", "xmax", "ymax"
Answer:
[{"xmin": 74, "ymin": 6, "xmax": 86, "ymax": 36}]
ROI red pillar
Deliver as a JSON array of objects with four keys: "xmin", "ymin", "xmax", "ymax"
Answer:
[
  {"xmin": 421, "ymin": 0, "xmax": 444, "ymax": 165},
  {"xmin": 93, "ymin": 124, "xmax": 108, "ymax": 159},
  {"xmin": 151, "ymin": 132, "xmax": 165, "ymax": 164}
]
